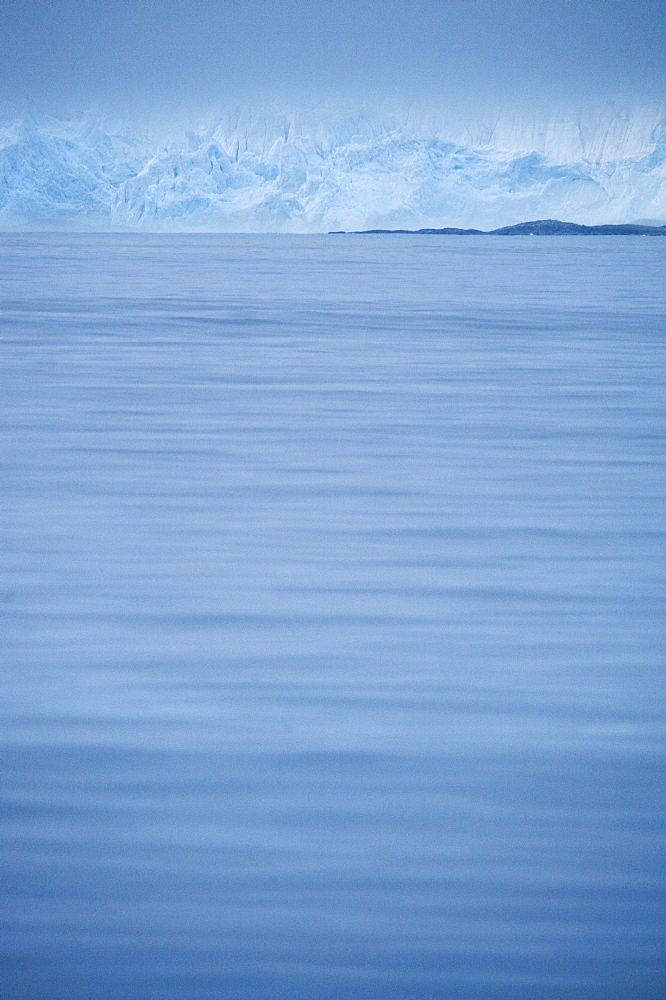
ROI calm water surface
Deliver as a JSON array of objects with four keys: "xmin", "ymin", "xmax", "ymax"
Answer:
[{"xmin": 1, "ymin": 234, "xmax": 664, "ymax": 998}]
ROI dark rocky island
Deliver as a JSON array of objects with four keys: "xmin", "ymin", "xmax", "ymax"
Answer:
[{"xmin": 331, "ymin": 219, "xmax": 666, "ymax": 235}]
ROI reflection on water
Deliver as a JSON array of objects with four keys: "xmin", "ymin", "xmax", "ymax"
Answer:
[{"xmin": 1, "ymin": 234, "xmax": 664, "ymax": 999}]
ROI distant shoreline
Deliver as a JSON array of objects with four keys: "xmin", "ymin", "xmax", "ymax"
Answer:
[{"xmin": 331, "ymin": 219, "xmax": 666, "ymax": 236}]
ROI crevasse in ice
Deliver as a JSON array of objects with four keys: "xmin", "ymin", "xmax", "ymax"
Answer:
[{"xmin": 1, "ymin": 105, "xmax": 665, "ymax": 230}]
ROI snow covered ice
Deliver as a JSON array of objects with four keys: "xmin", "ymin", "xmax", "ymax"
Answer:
[{"xmin": 1, "ymin": 103, "xmax": 665, "ymax": 230}]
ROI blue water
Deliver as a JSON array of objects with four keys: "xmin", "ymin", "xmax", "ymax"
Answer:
[{"xmin": 1, "ymin": 233, "xmax": 664, "ymax": 999}]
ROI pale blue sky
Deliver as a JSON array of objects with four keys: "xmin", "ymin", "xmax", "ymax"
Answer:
[{"xmin": 1, "ymin": 0, "xmax": 664, "ymax": 112}]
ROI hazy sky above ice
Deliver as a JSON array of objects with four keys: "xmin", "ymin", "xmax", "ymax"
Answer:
[{"xmin": 1, "ymin": 0, "xmax": 664, "ymax": 114}]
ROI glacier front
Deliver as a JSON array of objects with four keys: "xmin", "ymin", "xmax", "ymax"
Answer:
[{"xmin": 1, "ymin": 104, "xmax": 665, "ymax": 231}]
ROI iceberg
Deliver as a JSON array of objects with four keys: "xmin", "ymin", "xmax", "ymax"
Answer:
[
  {"xmin": 1, "ymin": 104, "xmax": 665, "ymax": 231},
  {"xmin": 0, "ymin": 117, "xmax": 149, "ymax": 227}
]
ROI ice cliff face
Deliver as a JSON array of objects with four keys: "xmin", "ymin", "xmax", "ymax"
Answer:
[
  {"xmin": 0, "ymin": 118, "xmax": 148, "ymax": 226},
  {"xmin": 1, "ymin": 105, "xmax": 665, "ymax": 230}
]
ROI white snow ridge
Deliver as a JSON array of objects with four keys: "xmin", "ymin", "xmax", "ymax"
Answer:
[{"xmin": 1, "ymin": 104, "xmax": 665, "ymax": 231}]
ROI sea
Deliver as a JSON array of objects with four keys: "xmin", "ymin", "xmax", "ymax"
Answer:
[{"xmin": 1, "ymin": 233, "xmax": 664, "ymax": 999}]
